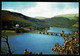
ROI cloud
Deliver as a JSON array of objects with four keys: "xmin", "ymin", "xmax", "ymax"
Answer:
[
  {"xmin": 21, "ymin": 2, "xmax": 79, "ymax": 18},
  {"xmin": 3, "ymin": 2, "xmax": 79, "ymax": 18},
  {"xmin": 20, "ymin": 2, "xmax": 53, "ymax": 17}
]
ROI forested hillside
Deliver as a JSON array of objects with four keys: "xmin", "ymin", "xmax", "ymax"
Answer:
[
  {"xmin": 1, "ymin": 10, "xmax": 45, "ymax": 31},
  {"xmin": 1, "ymin": 10, "xmax": 79, "ymax": 31},
  {"xmin": 42, "ymin": 14, "xmax": 79, "ymax": 28}
]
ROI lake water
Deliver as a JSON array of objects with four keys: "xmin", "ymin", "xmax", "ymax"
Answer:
[{"xmin": 1, "ymin": 27, "xmax": 73, "ymax": 54}]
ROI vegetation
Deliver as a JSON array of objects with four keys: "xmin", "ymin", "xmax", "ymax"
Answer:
[
  {"xmin": 24, "ymin": 49, "xmax": 42, "ymax": 55},
  {"xmin": 35, "ymin": 17, "xmax": 47, "ymax": 20},
  {"xmin": 53, "ymin": 14, "xmax": 79, "ymax": 29},
  {"xmin": 51, "ymin": 31, "xmax": 79, "ymax": 55},
  {"xmin": 1, "ymin": 35, "xmax": 12, "ymax": 54},
  {"xmin": 2, "ymin": 10, "xmax": 79, "ymax": 30},
  {"xmin": 43, "ymin": 15, "xmax": 79, "ymax": 28},
  {"xmin": 54, "ymin": 14, "xmax": 79, "ymax": 20},
  {"xmin": 1, "ymin": 30, "xmax": 24, "ymax": 36},
  {"xmin": 1, "ymin": 10, "xmax": 46, "ymax": 33}
]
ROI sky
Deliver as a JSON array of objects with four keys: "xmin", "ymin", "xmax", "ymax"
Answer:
[{"xmin": 2, "ymin": 2, "xmax": 79, "ymax": 18}]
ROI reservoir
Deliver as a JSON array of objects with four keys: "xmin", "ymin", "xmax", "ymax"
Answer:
[{"xmin": 1, "ymin": 27, "xmax": 73, "ymax": 54}]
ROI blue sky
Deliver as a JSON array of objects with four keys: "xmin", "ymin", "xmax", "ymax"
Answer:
[
  {"xmin": 2, "ymin": 2, "xmax": 36, "ymax": 11},
  {"xmin": 2, "ymin": 2, "xmax": 79, "ymax": 18}
]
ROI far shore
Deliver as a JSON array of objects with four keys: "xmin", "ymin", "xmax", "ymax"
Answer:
[
  {"xmin": 1, "ymin": 27, "xmax": 78, "ymax": 37},
  {"xmin": 1, "ymin": 30, "xmax": 43, "ymax": 37},
  {"xmin": 1, "ymin": 30, "xmax": 24, "ymax": 37}
]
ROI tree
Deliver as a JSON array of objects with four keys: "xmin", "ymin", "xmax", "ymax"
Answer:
[{"xmin": 1, "ymin": 35, "xmax": 12, "ymax": 54}]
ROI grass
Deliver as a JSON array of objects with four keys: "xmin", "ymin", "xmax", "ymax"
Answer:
[
  {"xmin": 54, "ymin": 14, "xmax": 79, "ymax": 20},
  {"xmin": 22, "ymin": 28, "xmax": 30, "ymax": 31},
  {"xmin": 1, "ymin": 30, "xmax": 24, "ymax": 37},
  {"xmin": 2, "ymin": 30, "xmax": 15, "ymax": 32}
]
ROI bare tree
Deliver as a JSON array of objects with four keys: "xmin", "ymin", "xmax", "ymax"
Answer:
[{"xmin": 1, "ymin": 35, "xmax": 12, "ymax": 54}]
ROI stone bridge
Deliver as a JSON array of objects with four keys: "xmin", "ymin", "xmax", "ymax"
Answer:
[{"xmin": 37, "ymin": 31, "xmax": 71, "ymax": 37}]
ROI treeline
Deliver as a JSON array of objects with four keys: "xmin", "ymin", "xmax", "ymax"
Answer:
[{"xmin": 2, "ymin": 20, "xmax": 45, "ymax": 31}]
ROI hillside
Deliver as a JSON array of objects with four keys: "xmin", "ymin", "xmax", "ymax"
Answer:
[
  {"xmin": 43, "ymin": 14, "xmax": 79, "ymax": 28},
  {"xmin": 2, "ymin": 10, "xmax": 32, "ymax": 23},
  {"xmin": 1, "ymin": 10, "xmax": 79, "ymax": 31},
  {"xmin": 35, "ymin": 17, "xmax": 47, "ymax": 20},
  {"xmin": 1, "ymin": 10, "xmax": 46, "ymax": 31},
  {"xmin": 54, "ymin": 14, "xmax": 79, "ymax": 20}
]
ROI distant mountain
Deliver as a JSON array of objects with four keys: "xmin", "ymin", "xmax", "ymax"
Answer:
[{"xmin": 35, "ymin": 17, "xmax": 48, "ymax": 20}]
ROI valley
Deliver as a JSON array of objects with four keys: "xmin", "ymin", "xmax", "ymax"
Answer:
[{"xmin": 1, "ymin": 10, "xmax": 79, "ymax": 34}]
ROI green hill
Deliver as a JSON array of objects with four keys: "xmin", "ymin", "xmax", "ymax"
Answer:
[
  {"xmin": 43, "ymin": 14, "xmax": 79, "ymax": 29},
  {"xmin": 35, "ymin": 17, "xmax": 47, "ymax": 20},
  {"xmin": 54, "ymin": 14, "xmax": 79, "ymax": 28},
  {"xmin": 54, "ymin": 14, "xmax": 79, "ymax": 20},
  {"xmin": 1, "ymin": 10, "xmax": 79, "ymax": 31},
  {"xmin": 1, "ymin": 10, "xmax": 45, "ymax": 31}
]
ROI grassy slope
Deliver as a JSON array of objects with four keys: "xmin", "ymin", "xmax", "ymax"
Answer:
[
  {"xmin": 2, "ymin": 10, "xmax": 79, "ymax": 29},
  {"xmin": 1, "ymin": 10, "xmax": 46, "ymax": 32},
  {"xmin": 2, "ymin": 11, "xmax": 32, "ymax": 23},
  {"xmin": 54, "ymin": 14, "xmax": 79, "ymax": 20},
  {"xmin": 54, "ymin": 14, "xmax": 79, "ymax": 28},
  {"xmin": 35, "ymin": 17, "xmax": 47, "ymax": 20},
  {"xmin": 1, "ymin": 30, "xmax": 24, "ymax": 36},
  {"xmin": 43, "ymin": 14, "xmax": 79, "ymax": 29}
]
